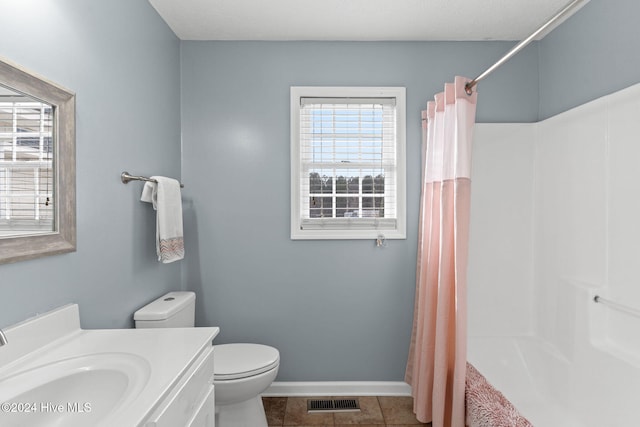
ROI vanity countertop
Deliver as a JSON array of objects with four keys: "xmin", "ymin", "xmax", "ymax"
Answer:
[{"xmin": 0, "ymin": 304, "xmax": 219, "ymax": 427}]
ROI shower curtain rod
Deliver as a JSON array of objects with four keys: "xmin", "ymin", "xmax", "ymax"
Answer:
[{"xmin": 465, "ymin": 0, "xmax": 587, "ymax": 95}]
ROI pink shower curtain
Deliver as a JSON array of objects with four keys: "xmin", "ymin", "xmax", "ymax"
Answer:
[{"xmin": 405, "ymin": 76, "xmax": 477, "ymax": 427}]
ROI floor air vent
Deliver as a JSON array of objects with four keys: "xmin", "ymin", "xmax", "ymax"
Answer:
[{"xmin": 307, "ymin": 398, "xmax": 360, "ymax": 413}]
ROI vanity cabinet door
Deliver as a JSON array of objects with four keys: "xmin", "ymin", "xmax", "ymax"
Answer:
[
  {"xmin": 145, "ymin": 346, "xmax": 214, "ymax": 427},
  {"xmin": 187, "ymin": 385, "xmax": 214, "ymax": 427}
]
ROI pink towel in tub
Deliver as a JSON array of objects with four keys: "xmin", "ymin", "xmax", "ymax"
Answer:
[{"xmin": 465, "ymin": 363, "xmax": 533, "ymax": 427}]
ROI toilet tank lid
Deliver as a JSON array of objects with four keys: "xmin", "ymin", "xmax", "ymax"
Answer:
[{"xmin": 134, "ymin": 291, "xmax": 195, "ymax": 321}]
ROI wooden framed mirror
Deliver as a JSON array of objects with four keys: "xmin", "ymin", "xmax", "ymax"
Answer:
[{"xmin": 0, "ymin": 57, "xmax": 76, "ymax": 264}]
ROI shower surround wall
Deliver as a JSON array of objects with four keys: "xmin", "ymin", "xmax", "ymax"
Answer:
[
  {"xmin": 468, "ymin": 82, "xmax": 640, "ymax": 426},
  {"xmin": 467, "ymin": 124, "xmax": 535, "ymax": 339},
  {"xmin": 534, "ymin": 83, "xmax": 640, "ymax": 425}
]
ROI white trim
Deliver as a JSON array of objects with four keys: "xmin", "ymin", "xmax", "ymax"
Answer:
[{"xmin": 262, "ymin": 381, "xmax": 412, "ymax": 397}]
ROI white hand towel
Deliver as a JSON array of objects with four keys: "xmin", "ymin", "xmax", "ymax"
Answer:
[{"xmin": 140, "ymin": 176, "xmax": 184, "ymax": 263}]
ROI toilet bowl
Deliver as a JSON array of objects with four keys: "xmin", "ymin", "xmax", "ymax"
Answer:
[
  {"xmin": 134, "ymin": 292, "xmax": 280, "ymax": 427},
  {"xmin": 214, "ymin": 343, "xmax": 279, "ymax": 426}
]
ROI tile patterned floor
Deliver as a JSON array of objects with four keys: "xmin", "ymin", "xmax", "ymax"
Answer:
[{"xmin": 263, "ymin": 396, "xmax": 432, "ymax": 427}]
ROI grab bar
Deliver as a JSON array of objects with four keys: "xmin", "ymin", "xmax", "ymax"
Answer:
[
  {"xmin": 593, "ymin": 295, "xmax": 640, "ymax": 319},
  {"xmin": 121, "ymin": 171, "xmax": 184, "ymax": 188}
]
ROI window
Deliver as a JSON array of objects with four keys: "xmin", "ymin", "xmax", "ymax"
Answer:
[
  {"xmin": 0, "ymin": 100, "xmax": 54, "ymax": 234},
  {"xmin": 290, "ymin": 87, "xmax": 406, "ymax": 240}
]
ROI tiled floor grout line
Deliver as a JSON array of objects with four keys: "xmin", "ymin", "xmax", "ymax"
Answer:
[{"xmin": 377, "ymin": 396, "xmax": 387, "ymax": 425}]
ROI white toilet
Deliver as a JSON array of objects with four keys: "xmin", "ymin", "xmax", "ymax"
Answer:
[{"xmin": 134, "ymin": 291, "xmax": 280, "ymax": 427}]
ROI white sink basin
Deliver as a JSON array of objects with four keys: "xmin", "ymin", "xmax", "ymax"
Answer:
[
  {"xmin": 0, "ymin": 304, "xmax": 219, "ymax": 426},
  {"xmin": 0, "ymin": 352, "xmax": 150, "ymax": 427}
]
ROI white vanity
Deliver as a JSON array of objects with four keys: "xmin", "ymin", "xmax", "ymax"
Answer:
[{"xmin": 0, "ymin": 304, "xmax": 218, "ymax": 427}]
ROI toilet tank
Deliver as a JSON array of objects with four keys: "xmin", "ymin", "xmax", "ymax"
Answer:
[{"xmin": 134, "ymin": 291, "xmax": 195, "ymax": 328}]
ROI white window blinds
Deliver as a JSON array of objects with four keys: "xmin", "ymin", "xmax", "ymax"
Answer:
[
  {"xmin": 291, "ymin": 87, "xmax": 406, "ymax": 240},
  {"xmin": 0, "ymin": 101, "xmax": 54, "ymax": 234}
]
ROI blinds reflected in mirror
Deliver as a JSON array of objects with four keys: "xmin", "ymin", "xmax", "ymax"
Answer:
[{"xmin": 0, "ymin": 99, "xmax": 54, "ymax": 234}]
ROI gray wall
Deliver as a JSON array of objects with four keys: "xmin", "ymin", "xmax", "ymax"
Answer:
[
  {"xmin": 180, "ymin": 41, "xmax": 540, "ymax": 381},
  {"xmin": 539, "ymin": 0, "xmax": 640, "ymax": 119},
  {"xmin": 0, "ymin": 1, "xmax": 182, "ymax": 329}
]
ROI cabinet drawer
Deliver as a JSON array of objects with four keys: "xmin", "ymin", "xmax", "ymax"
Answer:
[{"xmin": 145, "ymin": 346, "xmax": 214, "ymax": 427}]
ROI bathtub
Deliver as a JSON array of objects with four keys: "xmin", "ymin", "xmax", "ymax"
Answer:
[
  {"xmin": 468, "ymin": 336, "xmax": 580, "ymax": 426},
  {"xmin": 468, "ymin": 120, "xmax": 640, "ymax": 426},
  {"xmin": 468, "ymin": 334, "xmax": 640, "ymax": 427}
]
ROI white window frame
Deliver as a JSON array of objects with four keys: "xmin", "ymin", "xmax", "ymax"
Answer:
[{"xmin": 290, "ymin": 86, "xmax": 406, "ymax": 240}]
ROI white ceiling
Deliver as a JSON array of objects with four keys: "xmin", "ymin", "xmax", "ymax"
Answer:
[{"xmin": 148, "ymin": 0, "xmax": 588, "ymax": 41}]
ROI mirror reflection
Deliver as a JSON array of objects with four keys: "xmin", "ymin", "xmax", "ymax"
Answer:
[{"xmin": 0, "ymin": 85, "xmax": 55, "ymax": 237}]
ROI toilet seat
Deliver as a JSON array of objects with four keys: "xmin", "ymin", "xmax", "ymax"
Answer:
[{"xmin": 214, "ymin": 343, "xmax": 280, "ymax": 381}]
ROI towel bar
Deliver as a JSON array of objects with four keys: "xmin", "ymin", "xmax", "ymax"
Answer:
[
  {"xmin": 121, "ymin": 171, "xmax": 184, "ymax": 188},
  {"xmin": 594, "ymin": 295, "xmax": 640, "ymax": 319}
]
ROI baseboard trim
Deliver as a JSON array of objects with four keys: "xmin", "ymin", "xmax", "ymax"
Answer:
[{"xmin": 263, "ymin": 381, "xmax": 412, "ymax": 397}]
